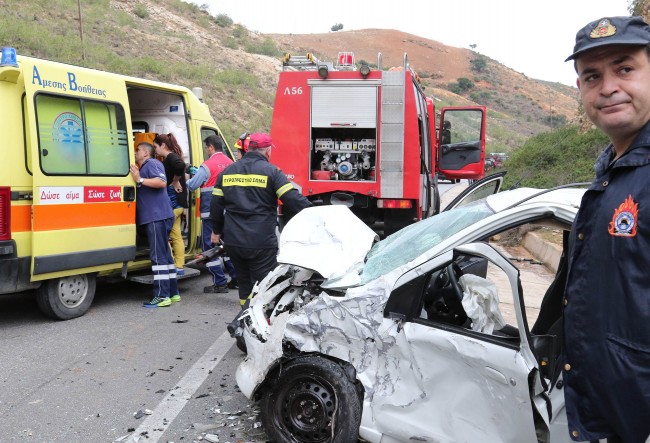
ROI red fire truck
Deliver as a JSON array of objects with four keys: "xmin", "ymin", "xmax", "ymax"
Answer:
[{"xmin": 272, "ymin": 52, "xmax": 486, "ymax": 235}]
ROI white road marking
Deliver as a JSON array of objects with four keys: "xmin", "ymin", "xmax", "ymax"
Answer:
[{"xmin": 126, "ymin": 330, "xmax": 234, "ymax": 442}]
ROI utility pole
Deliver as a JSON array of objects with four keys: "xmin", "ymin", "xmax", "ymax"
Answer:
[{"xmin": 77, "ymin": 0, "xmax": 86, "ymax": 61}]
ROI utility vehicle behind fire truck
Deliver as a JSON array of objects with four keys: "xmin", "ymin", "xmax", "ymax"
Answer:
[{"xmin": 271, "ymin": 52, "xmax": 487, "ymax": 235}]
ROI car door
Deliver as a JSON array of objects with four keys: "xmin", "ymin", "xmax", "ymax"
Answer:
[
  {"xmin": 370, "ymin": 243, "xmax": 554, "ymax": 443},
  {"xmin": 442, "ymin": 171, "xmax": 506, "ymax": 212}
]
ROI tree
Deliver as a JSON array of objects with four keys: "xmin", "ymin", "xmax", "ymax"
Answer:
[
  {"xmin": 330, "ymin": 23, "xmax": 344, "ymax": 32},
  {"xmin": 469, "ymin": 43, "xmax": 477, "ymax": 50}
]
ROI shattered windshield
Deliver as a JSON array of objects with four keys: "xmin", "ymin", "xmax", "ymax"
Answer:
[{"xmin": 361, "ymin": 200, "xmax": 495, "ymax": 283}]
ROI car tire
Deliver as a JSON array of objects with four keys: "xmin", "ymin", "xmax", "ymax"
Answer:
[
  {"xmin": 260, "ymin": 355, "xmax": 362, "ymax": 443},
  {"xmin": 35, "ymin": 273, "xmax": 96, "ymax": 320}
]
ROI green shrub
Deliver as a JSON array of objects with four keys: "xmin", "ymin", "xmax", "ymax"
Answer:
[
  {"xmin": 215, "ymin": 13, "xmax": 233, "ymax": 27},
  {"xmin": 133, "ymin": 3, "xmax": 149, "ymax": 19},
  {"xmin": 245, "ymin": 38, "xmax": 278, "ymax": 56},
  {"xmin": 470, "ymin": 54, "xmax": 487, "ymax": 72},
  {"xmin": 503, "ymin": 126, "xmax": 609, "ymax": 189},
  {"xmin": 223, "ymin": 37, "xmax": 238, "ymax": 49}
]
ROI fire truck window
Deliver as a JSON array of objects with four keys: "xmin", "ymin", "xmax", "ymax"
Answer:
[{"xmin": 34, "ymin": 94, "xmax": 129, "ymax": 176}]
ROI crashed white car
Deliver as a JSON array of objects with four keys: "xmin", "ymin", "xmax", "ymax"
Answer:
[{"xmin": 236, "ymin": 176, "xmax": 586, "ymax": 443}]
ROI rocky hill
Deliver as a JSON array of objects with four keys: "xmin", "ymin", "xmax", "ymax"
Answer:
[{"xmin": 0, "ymin": 0, "xmax": 579, "ymax": 152}]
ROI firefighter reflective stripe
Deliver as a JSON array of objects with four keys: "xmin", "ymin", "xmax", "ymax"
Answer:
[
  {"xmin": 152, "ymin": 265, "xmax": 168, "ymax": 271},
  {"xmin": 276, "ymin": 183, "xmax": 293, "ymax": 198},
  {"xmin": 212, "ymin": 187, "xmax": 224, "ymax": 197},
  {"xmin": 222, "ymin": 174, "xmax": 268, "ymax": 188}
]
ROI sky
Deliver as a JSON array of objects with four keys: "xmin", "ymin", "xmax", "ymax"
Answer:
[{"xmin": 195, "ymin": 0, "xmax": 631, "ymax": 86}]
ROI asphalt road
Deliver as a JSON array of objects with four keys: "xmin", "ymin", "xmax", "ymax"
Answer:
[
  {"xmin": 0, "ymin": 183, "xmax": 463, "ymax": 443},
  {"xmin": 0, "ymin": 271, "xmax": 266, "ymax": 443}
]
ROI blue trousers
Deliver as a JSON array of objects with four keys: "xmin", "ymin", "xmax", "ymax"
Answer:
[
  {"xmin": 145, "ymin": 217, "xmax": 179, "ymax": 298},
  {"xmin": 201, "ymin": 218, "xmax": 236, "ymax": 286}
]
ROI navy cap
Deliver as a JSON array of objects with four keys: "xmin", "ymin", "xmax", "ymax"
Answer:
[{"xmin": 566, "ymin": 16, "xmax": 650, "ymax": 62}]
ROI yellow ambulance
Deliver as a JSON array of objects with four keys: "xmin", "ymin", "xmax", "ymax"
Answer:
[{"xmin": 0, "ymin": 47, "xmax": 232, "ymax": 320}]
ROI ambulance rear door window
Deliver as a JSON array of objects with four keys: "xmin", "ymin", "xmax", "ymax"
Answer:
[{"xmin": 34, "ymin": 94, "xmax": 129, "ymax": 176}]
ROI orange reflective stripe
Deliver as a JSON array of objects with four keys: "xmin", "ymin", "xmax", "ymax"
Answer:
[
  {"xmin": 11, "ymin": 205, "xmax": 31, "ymax": 233},
  {"xmin": 33, "ymin": 202, "xmax": 135, "ymax": 231}
]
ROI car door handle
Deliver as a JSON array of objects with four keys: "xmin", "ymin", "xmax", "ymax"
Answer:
[{"xmin": 485, "ymin": 366, "xmax": 509, "ymax": 385}]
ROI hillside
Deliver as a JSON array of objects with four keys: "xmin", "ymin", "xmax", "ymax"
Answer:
[{"xmin": 0, "ymin": 0, "xmax": 579, "ymax": 152}]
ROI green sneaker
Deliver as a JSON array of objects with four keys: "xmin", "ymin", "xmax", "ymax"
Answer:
[
  {"xmin": 143, "ymin": 297, "xmax": 171, "ymax": 308},
  {"xmin": 170, "ymin": 295, "xmax": 181, "ymax": 303}
]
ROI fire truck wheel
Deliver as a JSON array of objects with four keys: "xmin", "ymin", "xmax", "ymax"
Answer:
[{"xmin": 35, "ymin": 274, "xmax": 96, "ymax": 320}]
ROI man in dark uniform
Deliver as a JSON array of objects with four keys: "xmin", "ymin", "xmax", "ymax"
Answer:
[
  {"xmin": 563, "ymin": 16, "xmax": 650, "ymax": 443},
  {"xmin": 210, "ymin": 133, "xmax": 311, "ymax": 315}
]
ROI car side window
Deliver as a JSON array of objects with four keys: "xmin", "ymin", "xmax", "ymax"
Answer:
[{"xmin": 410, "ymin": 220, "xmax": 567, "ymax": 348}]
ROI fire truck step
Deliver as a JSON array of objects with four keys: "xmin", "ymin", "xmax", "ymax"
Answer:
[{"xmin": 126, "ymin": 266, "xmax": 201, "ymax": 284}]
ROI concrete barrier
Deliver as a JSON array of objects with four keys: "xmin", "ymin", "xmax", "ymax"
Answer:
[{"xmin": 523, "ymin": 231, "xmax": 562, "ymax": 273}]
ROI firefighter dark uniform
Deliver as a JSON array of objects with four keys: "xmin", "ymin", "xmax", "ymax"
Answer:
[
  {"xmin": 209, "ymin": 133, "xmax": 311, "ymax": 310},
  {"xmin": 563, "ymin": 122, "xmax": 650, "ymax": 442}
]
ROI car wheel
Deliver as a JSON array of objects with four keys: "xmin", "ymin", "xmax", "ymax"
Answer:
[
  {"xmin": 35, "ymin": 274, "xmax": 96, "ymax": 320},
  {"xmin": 260, "ymin": 356, "xmax": 362, "ymax": 443}
]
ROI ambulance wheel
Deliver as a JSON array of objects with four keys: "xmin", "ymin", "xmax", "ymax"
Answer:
[{"xmin": 36, "ymin": 274, "xmax": 96, "ymax": 320}]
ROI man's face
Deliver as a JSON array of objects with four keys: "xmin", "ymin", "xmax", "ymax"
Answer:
[
  {"xmin": 576, "ymin": 45, "xmax": 650, "ymax": 143},
  {"xmin": 135, "ymin": 145, "xmax": 148, "ymax": 165}
]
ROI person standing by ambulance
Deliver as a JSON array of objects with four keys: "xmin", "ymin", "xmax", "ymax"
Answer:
[
  {"xmin": 186, "ymin": 135, "xmax": 237, "ymax": 293},
  {"xmin": 153, "ymin": 133, "xmax": 188, "ymax": 276},
  {"xmin": 209, "ymin": 132, "xmax": 311, "ymax": 328},
  {"xmin": 563, "ymin": 16, "xmax": 650, "ymax": 443},
  {"xmin": 130, "ymin": 142, "xmax": 179, "ymax": 307}
]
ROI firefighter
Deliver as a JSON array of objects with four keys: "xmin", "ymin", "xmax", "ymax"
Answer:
[
  {"xmin": 209, "ymin": 132, "xmax": 311, "ymax": 344},
  {"xmin": 233, "ymin": 132, "xmax": 250, "ymax": 160},
  {"xmin": 186, "ymin": 135, "xmax": 238, "ymax": 293}
]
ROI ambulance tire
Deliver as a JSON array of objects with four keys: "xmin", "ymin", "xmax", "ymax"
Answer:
[{"xmin": 35, "ymin": 274, "xmax": 96, "ymax": 320}]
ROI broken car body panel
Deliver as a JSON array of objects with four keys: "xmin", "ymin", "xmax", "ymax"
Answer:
[{"xmin": 236, "ymin": 187, "xmax": 586, "ymax": 442}]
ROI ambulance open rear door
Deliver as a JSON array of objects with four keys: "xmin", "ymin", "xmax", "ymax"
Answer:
[{"xmin": 24, "ymin": 59, "xmax": 137, "ymax": 287}]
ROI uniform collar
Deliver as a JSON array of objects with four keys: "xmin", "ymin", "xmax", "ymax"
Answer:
[
  {"xmin": 244, "ymin": 151, "xmax": 269, "ymax": 162},
  {"xmin": 595, "ymin": 120, "xmax": 650, "ymax": 176}
]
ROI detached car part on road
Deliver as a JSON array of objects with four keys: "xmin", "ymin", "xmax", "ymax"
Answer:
[{"xmin": 236, "ymin": 176, "xmax": 585, "ymax": 443}]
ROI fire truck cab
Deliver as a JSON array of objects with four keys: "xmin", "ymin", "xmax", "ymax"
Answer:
[{"xmin": 271, "ymin": 52, "xmax": 486, "ymax": 235}]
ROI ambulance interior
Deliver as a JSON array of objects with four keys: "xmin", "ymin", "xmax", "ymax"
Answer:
[{"xmin": 127, "ymin": 88, "xmax": 194, "ymax": 256}]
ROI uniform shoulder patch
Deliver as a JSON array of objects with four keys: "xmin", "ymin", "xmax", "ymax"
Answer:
[{"xmin": 608, "ymin": 194, "xmax": 638, "ymax": 237}]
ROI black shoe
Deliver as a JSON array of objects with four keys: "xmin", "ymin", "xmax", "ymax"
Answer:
[
  {"xmin": 227, "ymin": 279, "xmax": 239, "ymax": 289},
  {"xmin": 204, "ymin": 284, "xmax": 228, "ymax": 294}
]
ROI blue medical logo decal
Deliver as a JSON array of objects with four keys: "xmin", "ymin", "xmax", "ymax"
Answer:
[{"xmin": 53, "ymin": 112, "xmax": 83, "ymax": 144}]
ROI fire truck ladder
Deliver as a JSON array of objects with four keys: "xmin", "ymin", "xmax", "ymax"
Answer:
[
  {"xmin": 282, "ymin": 53, "xmax": 320, "ymax": 71},
  {"xmin": 379, "ymin": 53, "xmax": 408, "ymax": 198}
]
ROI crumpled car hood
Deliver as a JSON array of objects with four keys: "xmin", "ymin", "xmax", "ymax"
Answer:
[{"xmin": 277, "ymin": 205, "xmax": 379, "ymax": 283}]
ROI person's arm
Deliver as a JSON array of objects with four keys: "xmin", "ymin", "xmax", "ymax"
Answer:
[
  {"xmin": 130, "ymin": 163, "xmax": 167, "ymax": 189},
  {"xmin": 274, "ymin": 168, "xmax": 312, "ymax": 214},
  {"xmin": 170, "ymin": 153, "xmax": 186, "ymax": 192},
  {"xmin": 209, "ymin": 175, "xmax": 226, "ymax": 237},
  {"xmin": 186, "ymin": 164, "xmax": 210, "ymax": 192}
]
